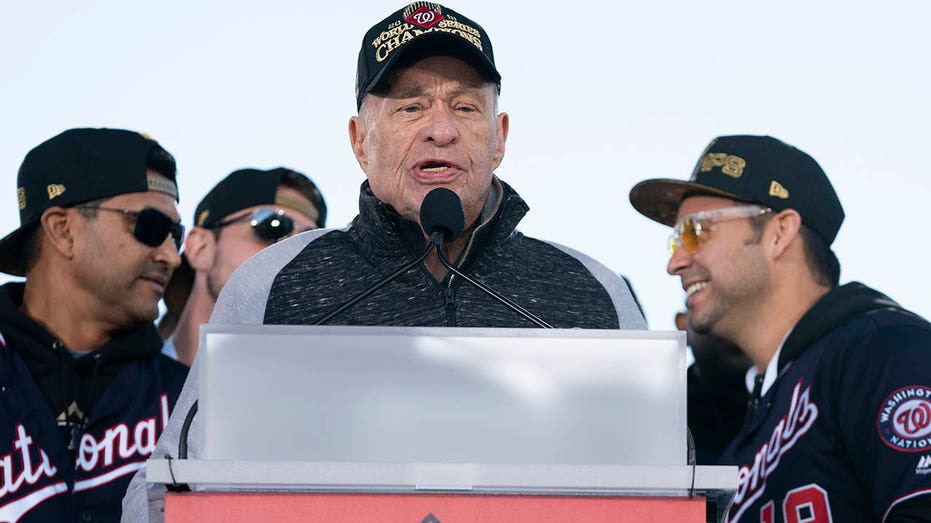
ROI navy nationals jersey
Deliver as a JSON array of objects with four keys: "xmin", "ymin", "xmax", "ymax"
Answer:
[
  {"xmin": 721, "ymin": 283, "xmax": 931, "ymax": 522},
  {"xmin": 0, "ymin": 284, "xmax": 188, "ymax": 523}
]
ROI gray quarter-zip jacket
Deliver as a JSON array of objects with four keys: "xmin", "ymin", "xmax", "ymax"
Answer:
[{"xmin": 121, "ymin": 177, "xmax": 646, "ymax": 522}]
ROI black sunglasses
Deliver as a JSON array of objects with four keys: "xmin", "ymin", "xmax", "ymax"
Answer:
[
  {"xmin": 210, "ymin": 208, "xmax": 306, "ymax": 243},
  {"xmin": 75, "ymin": 205, "xmax": 185, "ymax": 250}
]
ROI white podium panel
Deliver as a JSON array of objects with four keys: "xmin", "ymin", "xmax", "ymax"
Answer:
[{"xmin": 198, "ymin": 326, "xmax": 687, "ymax": 467}]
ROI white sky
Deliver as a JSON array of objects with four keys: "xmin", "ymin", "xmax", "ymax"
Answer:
[{"xmin": 2, "ymin": 1, "xmax": 929, "ymax": 329}]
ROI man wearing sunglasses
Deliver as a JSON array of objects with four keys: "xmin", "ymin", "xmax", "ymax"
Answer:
[
  {"xmin": 0, "ymin": 128, "xmax": 190, "ymax": 522},
  {"xmin": 159, "ymin": 167, "xmax": 326, "ymax": 366},
  {"xmin": 630, "ymin": 135, "xmax": 931, "ymax": 522}
]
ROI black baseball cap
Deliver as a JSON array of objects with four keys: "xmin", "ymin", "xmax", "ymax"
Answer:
[
  {"xmin": 193, "ymin": 167, "xmax": 326, "ymax": 229},
  {"xmin": 355, "ymin": 2, "xmax": 501, "ymax": 109},
  {"xmin": 0, "ymin": 128, "xmax": 179, "ymax": 276},
  {"xmin": 629, "ymin": 135, "xmax": 845, "ymax": 245},
  {"xmin": 163, "ymin": 167, "xmax": 326, "ymax": 318}
]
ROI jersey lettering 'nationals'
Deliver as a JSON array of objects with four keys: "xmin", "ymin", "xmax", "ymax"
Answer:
[
  {"xmin": 720, "ymin": 283, "xmax": 931, "ymax": 522},
  {"xmin": 0, "ymin": 281, "xmax": 189, "ymax": 523},
  {"xmin": 1, "ymin": 397, "xmax": 168, "ymax": 520}
]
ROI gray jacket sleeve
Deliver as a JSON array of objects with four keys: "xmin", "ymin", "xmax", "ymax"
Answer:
[{"xmin": 544, "ymin": 240, "xmax": 647, "ymax": 329}]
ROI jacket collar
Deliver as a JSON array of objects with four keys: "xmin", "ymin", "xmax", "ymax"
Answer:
[{"xmin": 352, "ymin": 177, "xmax": 530, "ymax": 274}]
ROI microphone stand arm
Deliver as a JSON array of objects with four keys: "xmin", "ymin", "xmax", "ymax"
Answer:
[{"xmin": 313, "ymin": 241, "xmax": 435, "ymax": 325}]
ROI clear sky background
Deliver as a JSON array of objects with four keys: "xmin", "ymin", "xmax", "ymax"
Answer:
[{"xmin": 2, "ymin": 1, "xmax": 929, "ymax": 329}]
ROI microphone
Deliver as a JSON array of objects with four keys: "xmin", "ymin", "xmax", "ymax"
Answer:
[
  {"xmin": 422, "ymin": 189, "xmax": 553, "ymax": 329},
  {"xmin": 420, "ymin": 187, "xmax": 465, "ymax": 243}
]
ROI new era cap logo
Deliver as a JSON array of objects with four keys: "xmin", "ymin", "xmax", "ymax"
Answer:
[
  {"xmin": 17, "ymin": 187, "xmax": 26, "ymax": 210},
  {"xmin": 405, "ymin": 5, "xmax": 444, "ymax": 29},
  {"xmin": 769, "ymin": 181, "xmax": 790, "ymax": 199},
  {"xmin": 47, "ymin": 184, "xmax": 66, "ymax": 200},
  {"xmin": 918, "ymin": 455, "xmax": 931, "ymax": 475}
]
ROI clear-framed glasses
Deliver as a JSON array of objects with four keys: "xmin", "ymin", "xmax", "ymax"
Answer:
[
  {"xmin": 669, "ymin": 205, "xmax": 773, "ymax": 255},
  {"xmin": 74, "ymin": 205, "xmax": 185, "ymax": 250},
  {"xmin": 210, "ymin": 208, "xmax": 311, "ymax": 243}
]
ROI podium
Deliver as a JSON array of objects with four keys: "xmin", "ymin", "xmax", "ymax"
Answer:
[{"xmin": 146, "ymin": 326, "xmax": 736, "ymax": 522}]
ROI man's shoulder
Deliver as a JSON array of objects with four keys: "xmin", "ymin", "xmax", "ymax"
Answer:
[{"xmin": 212, "ymin": 227, "xmax": 343, "ymax": 325}]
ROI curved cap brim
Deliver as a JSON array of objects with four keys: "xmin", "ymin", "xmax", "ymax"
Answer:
[{"xmin": 629, "ymin": 178, "xmax": 750, "ymax": 227}]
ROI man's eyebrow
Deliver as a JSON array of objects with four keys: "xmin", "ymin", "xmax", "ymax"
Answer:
[{"xmin": 389, "ymin": 80, "xmax": 489, "ymax": 100}]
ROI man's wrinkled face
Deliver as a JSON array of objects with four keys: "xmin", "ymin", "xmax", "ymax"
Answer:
[{"xmin": 350, "ymin": 55, "xmax": 508, "ymax": 233}]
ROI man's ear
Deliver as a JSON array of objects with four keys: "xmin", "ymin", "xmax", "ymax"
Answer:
[
  {"xmin": 493, "ymin": 112, "xmax": 509, "ymax": 168},
  {"xmin": 349, "ymin": 116, "xmax": 368, "ymax": 172},
  {"xmin": 767, "ymin": 209, "xmax": 803, "ymax": 258},
  {"xmin": 39, "ymin": 207, "xmax": 77, "ymax": 260},
  {"xmin": 183, "ymin": 227, "xmax": 216, "ymax": 271}
]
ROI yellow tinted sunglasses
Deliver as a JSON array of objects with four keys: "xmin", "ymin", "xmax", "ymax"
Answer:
[{"xmin": 669, "ymin": 205, "xmax": 773, "ymax": 255}]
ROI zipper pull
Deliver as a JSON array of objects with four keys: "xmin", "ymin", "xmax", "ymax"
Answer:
[
  {"xmin": 444, "ymin": 287, "xmax": 456, "ymax": 311},
  {"xmin": 750, "ymin": 374, "xmax": 764, "ymax": 410}
]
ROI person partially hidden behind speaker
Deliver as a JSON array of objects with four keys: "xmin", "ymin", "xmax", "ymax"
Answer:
[
  {"xmin": 122, "ymin": 4, "xmax": 645, "ymax": 521},
  {"xmin": 675, "ymin": 310, "xmax": 751, "ymax": 465},
  {"xmin": 156, "ymin": 167, "xmax": 326, "ymax": 366}
]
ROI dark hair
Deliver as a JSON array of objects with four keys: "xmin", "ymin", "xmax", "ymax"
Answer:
[
  {"xmin": 799, "ymin": 225, "xmax": 840, "ymax": 287},
  {"xmin": 746, "ymin": 210, "xmax": 839, "ymax": 287},
  {"xmin": 280, "ymin": 169, "xmax": 327, "ymax": 228},
  {"xmin": 147, "ymin": 143, "xmax": 177, "ymax": 179}
]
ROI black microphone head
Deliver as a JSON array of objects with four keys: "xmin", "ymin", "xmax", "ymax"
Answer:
[{"xmin": 420, "ymin": 187, "xmax": 465, "ymax": 242}]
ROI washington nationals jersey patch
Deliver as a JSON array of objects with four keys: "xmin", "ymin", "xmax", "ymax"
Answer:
[{"xmin": 878, "ymin": 386, "xmax": 931, "ymax": 452}]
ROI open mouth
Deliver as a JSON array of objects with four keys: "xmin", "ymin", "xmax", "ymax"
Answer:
[{"xmin": 420, "ymin": 161, "xmax": 451, "ymax": 173}]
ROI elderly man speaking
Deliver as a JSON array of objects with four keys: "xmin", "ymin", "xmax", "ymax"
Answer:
[{"xmin": 122, "ymin": 4, "xmax": 644, "ymax": 521}]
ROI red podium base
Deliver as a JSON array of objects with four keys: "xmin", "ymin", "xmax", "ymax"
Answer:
[{"xmin": 166, "ymin": 491, "xmax": 706, "ymax": 522}]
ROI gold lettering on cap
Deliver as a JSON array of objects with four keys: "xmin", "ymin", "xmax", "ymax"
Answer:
[
  {"xmin": 699, "ymin": 153, "xmax": 746, "ymax": 178},
  {"xmin": 47, "ymin": 184, "xmax": 66, "ymax": 200},
  {"xmin": 769, "ymin": 181, "xmax": 790, "ymax": 199},
  {"xmin": 17, "ymin": 187, "xmax": 26, "ymax": 210},
  {"xmin": 372, "ymin": 24, "xmax": 484, "ymax": 62},
  {"xmin": 197, "ymin": 210, "xmax": 210, "ymax": 227}
]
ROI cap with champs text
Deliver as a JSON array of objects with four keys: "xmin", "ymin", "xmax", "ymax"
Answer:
[
  {"xmin": 355, "ymin": 2, "xmax": 500, "ymax": 109},
  {"xmin": 628, "ymin": 135, "xmax": 845, "ymax": 245},
  {"xmin": 0, "ymin": 127, "xmax": 179, "ymax": 276}
]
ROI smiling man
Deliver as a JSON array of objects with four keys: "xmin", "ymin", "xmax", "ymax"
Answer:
[
  {"xmin": 0, "ymin": 128, "xmax": 189, "ymax": 522},
  {"xmin": 630, "ymin": 135, "xmax": 931, "ymax": 522}
]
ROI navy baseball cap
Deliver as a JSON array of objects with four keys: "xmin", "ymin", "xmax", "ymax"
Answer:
[
  {"xmin": 0, "ymin": 128, "xmax": 179, "ymax": 276},
  {"xmin": 355, "ymin": 2, "xmax": 501, "ymax": 109},
  {"xmin": 629, "ymin": 135, "xmax": 845, "ymax": 245}
]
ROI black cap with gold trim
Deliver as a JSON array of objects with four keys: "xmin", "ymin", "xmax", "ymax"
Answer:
[
  {"xmin": 162, "ymin": 167, "xmax": 327, "ymax": 320},
  {"xmin": 355, "ymin": 2, "xmax": 500, "ymax": 109},
  {"xmin": 0, "ymin": 127, "xmax": 179, "ymax": 276},
  {"xmin": 192, "ymin": 167, "xmax": 326, "ymax": 229},
  {"xmin": 629, "ymin": 135, "xmax": 845, "ymax": 245}
]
